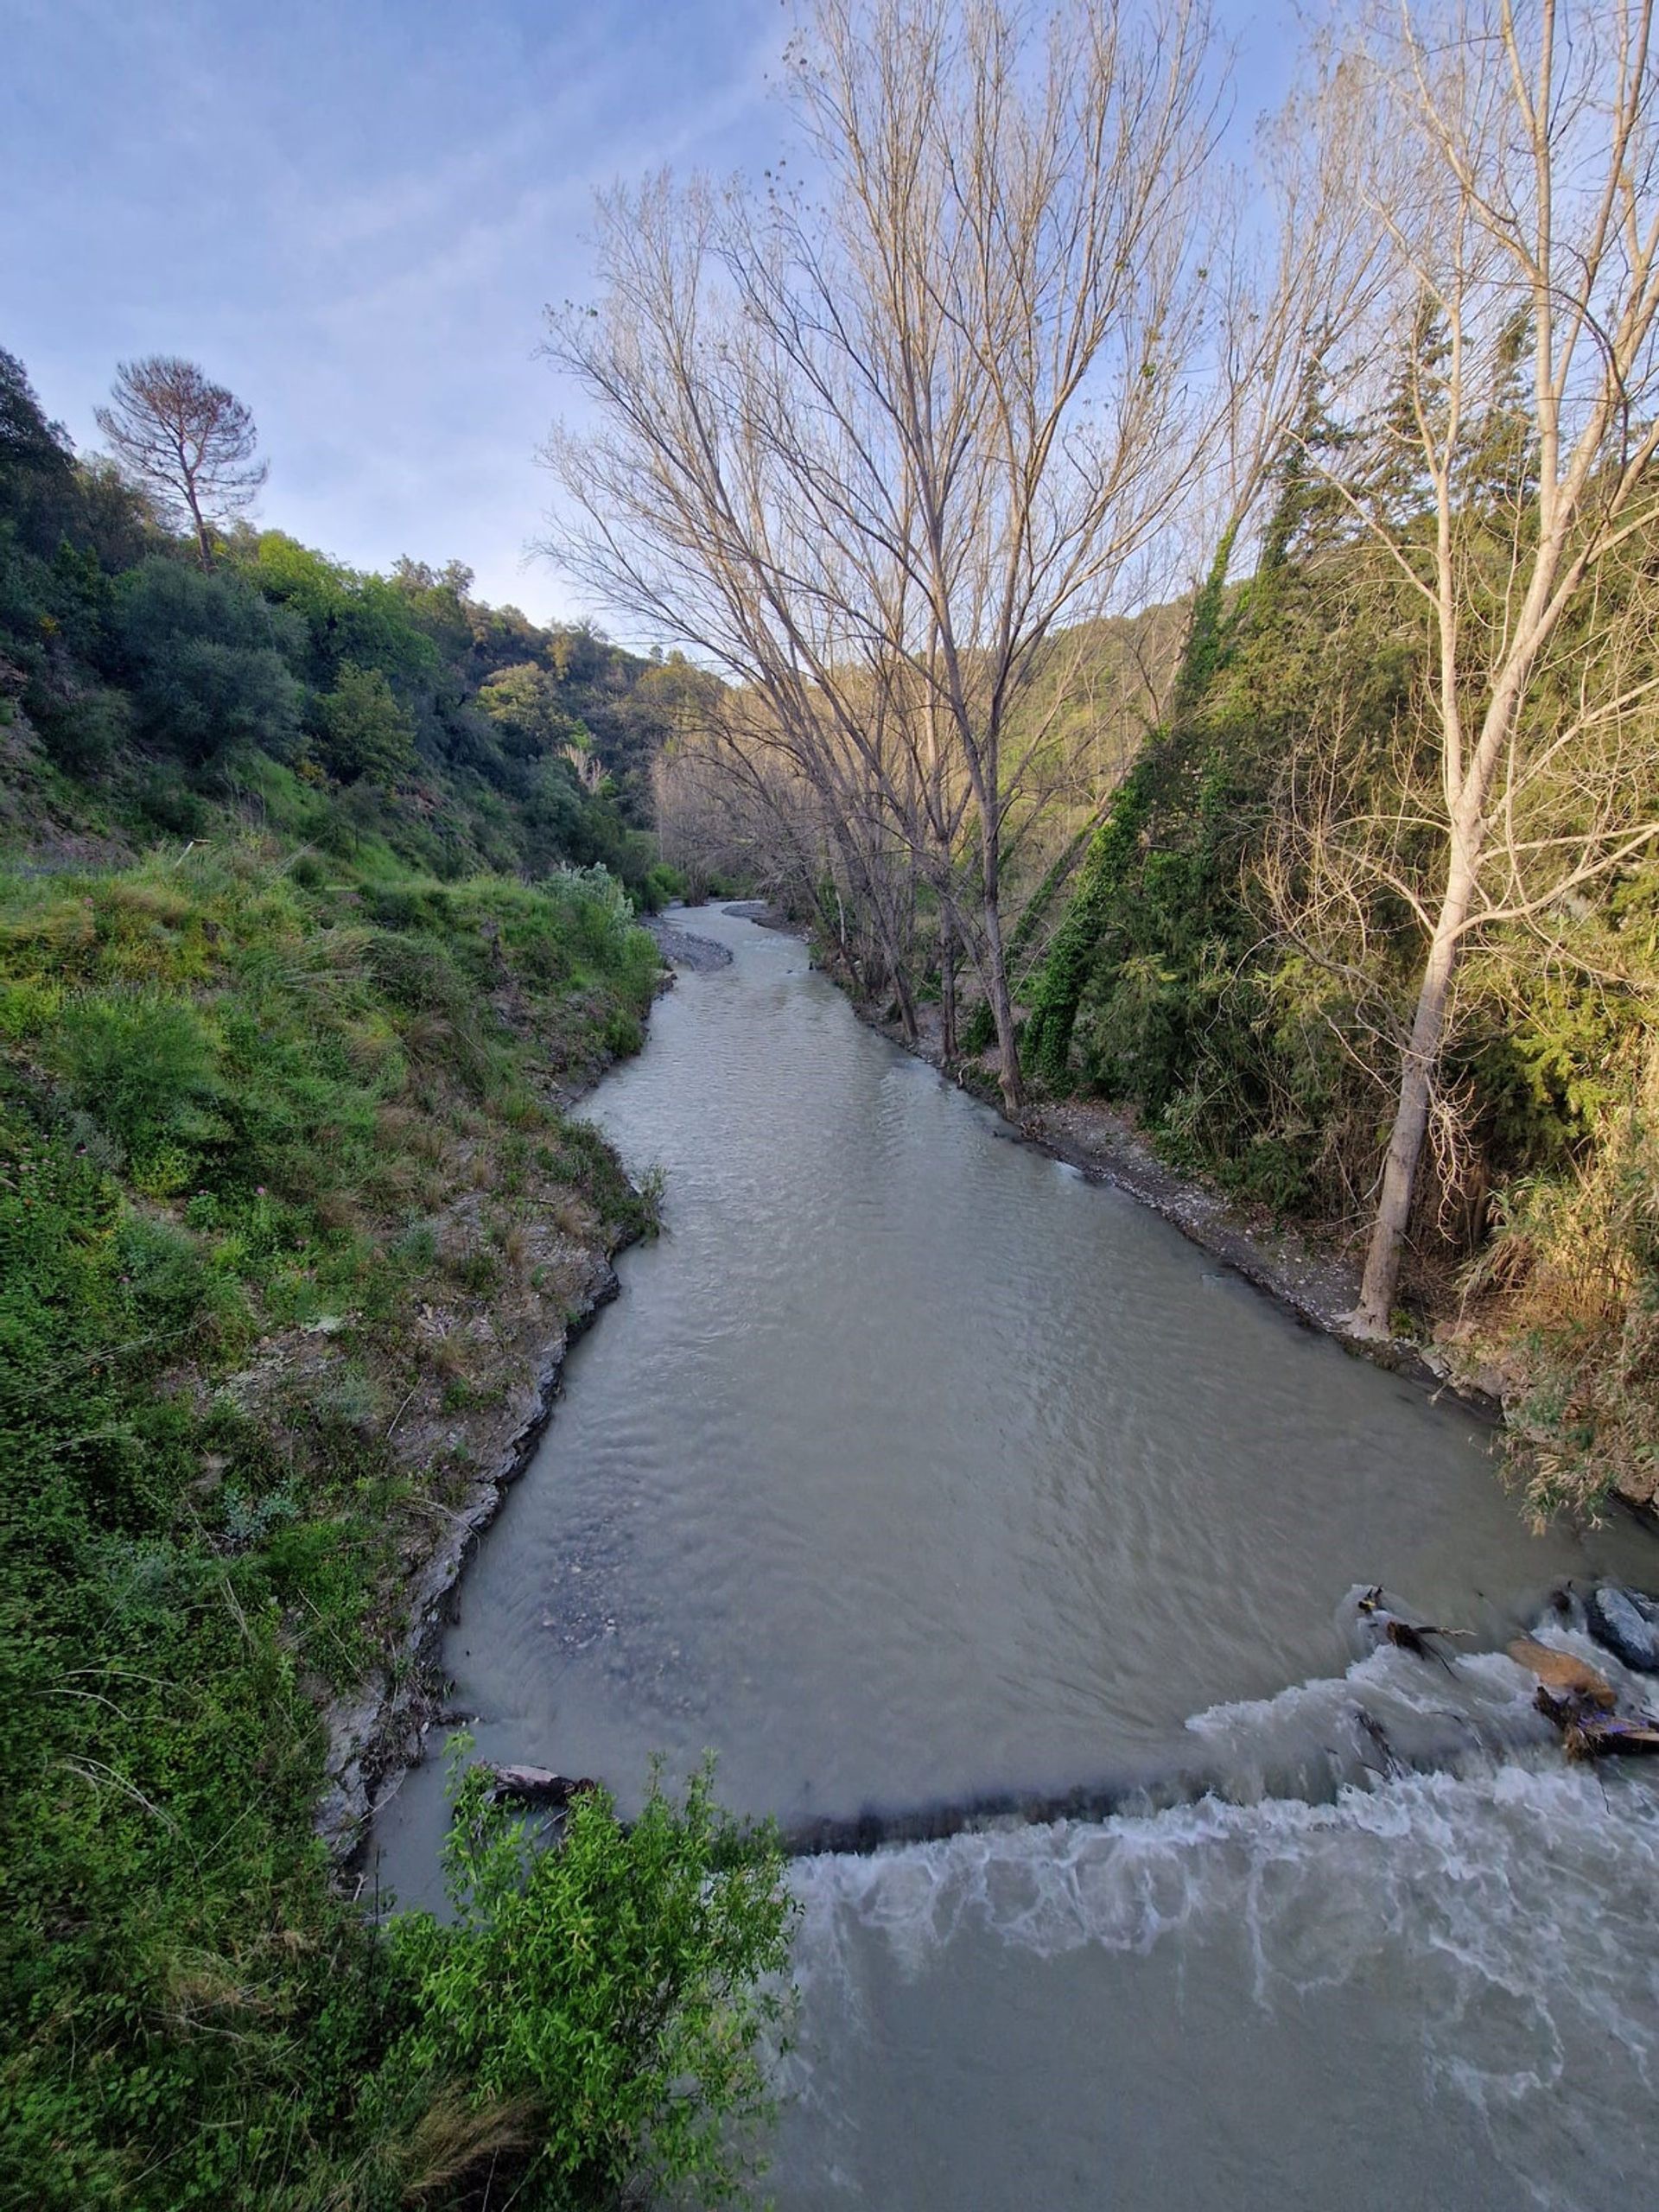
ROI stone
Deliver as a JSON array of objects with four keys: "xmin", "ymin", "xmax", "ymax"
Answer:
[
  {"xmin": 1585, "ymin": 1585, "xmax": 1659, "ymax": 1674},
  {"xmin": 1507, "ymin": 1638, "xmax": 1617, "ymax": 1708}
]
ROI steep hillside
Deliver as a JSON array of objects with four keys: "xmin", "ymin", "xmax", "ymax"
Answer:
[{"xmin": 0, "ymin": 347, "xmax": 791, "ymax": 2209}]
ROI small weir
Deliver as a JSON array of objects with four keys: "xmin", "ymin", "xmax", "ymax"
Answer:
[{"xmin": 373, "ymin": 905, "xmax": 1659, "ymax": 2211}]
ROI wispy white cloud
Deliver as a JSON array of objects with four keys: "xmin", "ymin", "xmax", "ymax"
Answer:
[
  {"xmin": 2, "ymin": 0, "xmax": 787, "ymax": 626},
  {"xmin": 3, "ymin": 0, "xmax": 1287, "ymax": 632}
]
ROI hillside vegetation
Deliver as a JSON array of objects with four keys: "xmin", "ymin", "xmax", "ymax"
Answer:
[
  {"xmin": 1, "ymin": 345, "xmax": 703, "ymax": 900},
  {"xmin": 1008, "ymin": 404, "xmax": 1659, "ymax": 1523},
  {"xmin": 0, "ymin": 345, "xmax": 792, "ymax": 2209}
]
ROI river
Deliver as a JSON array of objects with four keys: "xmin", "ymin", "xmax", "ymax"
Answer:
[{"xmin": 373, "ymin": 903, "xmax": 1659, "ymax": 2210}]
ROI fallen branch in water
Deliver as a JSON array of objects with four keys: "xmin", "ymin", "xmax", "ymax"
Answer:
[
  {"xmin": 1357, "ymin": 1586, "xmax": 1473, "ymax": 1669},
  {"xmin": 1535, "ymin": 1688, "xmax": 1659, "ymax": 1761}
]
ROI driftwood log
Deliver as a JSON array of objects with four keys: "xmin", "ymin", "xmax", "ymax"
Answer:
[
  {"xmin": 1534, "ymin": 1688, "xmax": 1659, "ymax": 1761},
  {"xmin": 485, "ymin": 1764, "xmax": 601, "ymax": 1808},
  {"xmin": 1357, "ymin": 1586, "xmax": 1471, "ymax": 1668}
]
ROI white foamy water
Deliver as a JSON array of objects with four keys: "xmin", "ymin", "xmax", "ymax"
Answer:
[
  {"xmin": 779, "ymin": 1751, "xmax": 1659, "ymax": 2210},
  {"xmin": 776, "ymin": 1635, "xmax": 1659, "ymax": 2208}
]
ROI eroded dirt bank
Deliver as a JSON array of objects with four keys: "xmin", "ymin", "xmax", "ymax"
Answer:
[
  {"xmin": 321, "ymin": 921, "xmax": 737, "ymax": 1864},
  {"xmin": 316, "ymin": 1246, "xmax": 623, "ymax": 1859}
]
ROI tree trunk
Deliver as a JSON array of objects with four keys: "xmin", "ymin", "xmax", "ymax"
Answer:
[
  {"xmin": 891, "ymin": 957, "xmax": 921, "ymax": 1047},
  {"xmin": 183, "ymin": 477, "xmax": 213, "ymax": 570},
  {"xmin": 981, "ymin": 884, "xmax": 1024, "ymax": 1116},
  {"xmin": 1351, "ymin": 846, "xmax": 1477, "ymax": 1337},
  {"xmin": 939, "ymin": 903, "xmax": 958, "ymax": 1062},
  {"xmin": 855, "ymin": 851, "xmax": 920, "ymax": 1045}
]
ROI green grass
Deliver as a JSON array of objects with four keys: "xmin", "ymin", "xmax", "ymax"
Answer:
[{"xmin": 0, "ymin": 835, "xmax": 793, "ymax": 2208}]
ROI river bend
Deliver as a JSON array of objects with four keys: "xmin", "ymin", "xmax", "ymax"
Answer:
[{"xmin": 375, "ymin": 904, "xmax": 1659, "ymax": 2211}]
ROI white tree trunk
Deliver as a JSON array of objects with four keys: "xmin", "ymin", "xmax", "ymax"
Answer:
[
  {"xmin": 1351, "ymin": 846, "xmax": 1476, "ymax": 1336},
  {"xmin": 981, "ymin": 883, "xmax": 1024, "ymax": 1117}
]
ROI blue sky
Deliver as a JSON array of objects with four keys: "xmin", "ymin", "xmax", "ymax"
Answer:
[{"xmin": 3, "ymin": 0, "xmax": 1294, "ymax": 635}]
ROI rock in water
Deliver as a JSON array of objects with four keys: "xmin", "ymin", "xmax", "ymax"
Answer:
[
  {"xmin": 1507, "ymin": 1639, "xmax": 1617, "ymax": 1709},
  {"xmin": 1586, "ymin": 1586, "xmax": 1659, "ymax": 1674}
]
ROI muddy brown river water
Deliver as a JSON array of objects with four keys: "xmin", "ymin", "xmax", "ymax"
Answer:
[{"xmin": 374, "ymin": 904, "xmax": 1659, "ymax": 2211}]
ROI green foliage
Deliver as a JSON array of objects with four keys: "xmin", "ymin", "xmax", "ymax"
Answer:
[
  {"xmin": 1468, "ymin": 1032, "xmax": 1659, "ymax": 1522},
  {"xmin": 0, "ymin": 346, "xmax": 79, "ymax": 558},
  {"xmin": 110, "ymin": 557, "xmax": 306, "ymax": 766},
  {"xmin": 1022, "ymin": 531, "xmax": 1244, "ymax": 1091},
  {"xmin": 477, "ymin": 659, "xmax": 575, "ymax": 757},
  {"xmin": 315, "ymin": 660, "xmax": 416, "ymax": 786},
  {"xmin": 1020, "ymin": 755, "xmax": 1156, "ymax": 1086},
  {"xmin": 0, "ymin": 340, "xmax": 779, "ymax": 2204},
  {"xmin": 634, "ymin": 860, "xmax": 684, "ymax": 913},
  {"xmin": 0, "ymin": 833, "xmax": 747, "ymax": 2207},
  {"xmin": 239, "ymin": 531, "xmax": 436, "ymax": 691},
  {"xmin": 356, "ymin": 1755, "xmax": 796, "ymax": 2210},
  {"xmin": 0, "ymin": 341, "xmax": 691, "ymax": 907},
  {"xmin": 52, "ymin": 989, "xmax": 219, "ymax": 1165}
]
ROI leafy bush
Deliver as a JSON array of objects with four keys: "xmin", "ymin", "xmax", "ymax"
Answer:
[
  {"xmin": 634, "ymin": 860, "xmax": 684, "ymax": 913},
  {"xmin": 110, "ymin": 558, "xmax": 306, "ymax": 766},
  {"xmin": 1468, "ymin": 1033, "xmax": 1659, "ymax": 1521},
  {"xmin": 52, "ymin": 988, "xmax": 219, "ymax": 1165},
  {"xmin": 359, "ymin": 1755, "xmax": 796, "ymax": 2211},
  {"xmin": 315, "ymin": 661, "xmax": 416, "ymax": 786}
]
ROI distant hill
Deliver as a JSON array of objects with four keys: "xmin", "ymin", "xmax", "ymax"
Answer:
[{"xmin": 1, "ymin": 341, "xmax": 715, "ymax": 903}]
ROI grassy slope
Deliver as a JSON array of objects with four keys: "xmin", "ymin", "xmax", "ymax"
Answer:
[{"xmin": 0, "ymin": 816, "xmax": 710, "ymax": 2204}]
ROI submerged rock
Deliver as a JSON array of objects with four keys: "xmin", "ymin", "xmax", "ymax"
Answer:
[
  {"xmin": 1506, "ymin": 1638, "xmax": 1617, "ymax": 1709},
  {"xmin": 1586, "ymin": 1585, "xmax": 1659, "ymax": 1674}
]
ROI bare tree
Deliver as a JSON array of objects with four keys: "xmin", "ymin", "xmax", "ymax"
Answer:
[
  {"xmin": 543, "ymin": 0, "xmax": 1228, "ymax": 1113},
  {"xmin": 96, "ymin": 355, "xmax": 267, "ymax": 569},
  {"xmin": 1303, "ymin": 0, "xmax": 1659, "ymax": 1335}
]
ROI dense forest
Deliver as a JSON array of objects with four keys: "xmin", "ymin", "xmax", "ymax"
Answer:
[
  {"xmin": 0, "ymin": 342, "xmax": 792, "ymax": 2211},
  {"xmin": 0, "ymin": 347, "xmax": 711, "ymax": 896}
]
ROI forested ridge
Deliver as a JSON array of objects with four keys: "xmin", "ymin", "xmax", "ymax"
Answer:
[
  {"xmin": 1, "ymin": 347, "xmax": 712, "ymax": 893},
  {"xmin": 0, "ymin": 341, "xmax": 791, "ymax": 2211}
]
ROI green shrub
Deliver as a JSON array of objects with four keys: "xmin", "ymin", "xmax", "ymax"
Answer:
[
  {"xmin": 132, "ymin": 767, "xmax": 209, "ymax": 838},
  {"xmin": 53, "ymin": 989, "xmax": 218, "ymax": 1165},
  {"xmin": 111, "ymin": 558, "xmax": 306, "ymax": 767},
  {"xmin": 634, "ymin": 860, "xmax": 684, "ymax": 913},
  {"xmin": 369, "ymin": 1754, "xmax": 797, "ymax": 2211},
  {"xmin": 314, "ymin": 662, "xmax": 416, "ymax": 787}
]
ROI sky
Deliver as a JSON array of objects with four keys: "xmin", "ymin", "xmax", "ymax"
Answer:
[{"xmin": 2, "ymin": 0, "xmax": 1296, "ymax": 639}]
